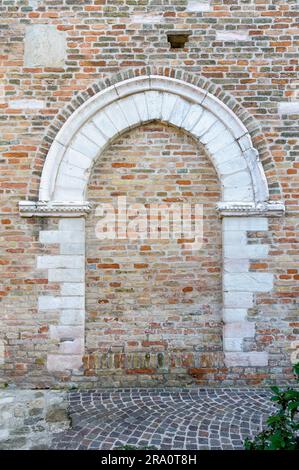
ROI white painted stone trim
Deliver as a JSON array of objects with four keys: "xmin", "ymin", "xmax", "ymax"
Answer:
[
  {"xmin": 8, "ymin": 99, "xmax": 46, "ymax": 109},
  {"xmin": 187, "ymin": 1, "xmax": 211, "ymax": 12},
  {"xmin": 278, "ymin": 102, "xmax": 299, "ymax": 115},
  {"xmin": 19, "ymin": 199, "xmax": 285, "ymax": 218},
  {"xmin": 38, "ymin": 218, "xmax": 86, "ymax": 372},
  {"xmin": 223, "ymin": 216, "xmax": 272, "ymax": 366},
  {"xmin": 216, "ymin": 31, "xmax": 250, "ymax": 42},
  {"xmin": 19, "ymin": 200, "xmax": 92, "ymax": 217},
  {"xmin": 217, "ymin": 201, "xmax": 285, "ymax": 217},
  {"xmin": 33, "ymin": 75, "xmax": 269, "ymax": 204}
]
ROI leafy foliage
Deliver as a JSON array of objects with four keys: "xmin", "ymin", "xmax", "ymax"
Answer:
[{"xmin": 244, "ymin": 363, "xmax": 299, "ymax": 450}]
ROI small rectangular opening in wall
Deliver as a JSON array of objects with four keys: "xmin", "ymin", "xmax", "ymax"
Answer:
[{"xmin": 167, "ymin": 33, "xmax": 191, "ymax": 50}]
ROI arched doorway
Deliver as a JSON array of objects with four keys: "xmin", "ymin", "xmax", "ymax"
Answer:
[{"xmin": 19, "ymin": 74, "xmax": 284, "ymax": 376}]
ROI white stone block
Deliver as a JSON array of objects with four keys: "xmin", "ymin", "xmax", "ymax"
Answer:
[
  {"xmin": 47, "ymin": 354, "xmax": 82, "ymax": 372},
  {"xmin": 222, "ymin": 170, "xmax": 252, "ymax": 187},
  {"xmin": 60, "ymin": 296, "xmax": 85, "ymax": 309},
  {"xmin": 37, "ymin": 255, "xmax": 84, "ymax": 269},
  {"xmin": 225, "ymin": 352, "xmax": 268, "ymax": 367},
  {"xmin": 223, "ymin": 308, "xmax": 248, "ymax": 323},
  {"xmin": 213, "ymin": 141, "xmax": 242, "ymax": 165},
  {"xmin": 49, "ymin": 325, "xmax": 84, "ymax": 340},
  {"xmin": 223, "ymin": 184, "xmax": 253, "ymax": 202},
  {"xmin": 161, "ymin": 92, "xmax": 178, "ymax": 122},
  {"xmin": 217, "ymin": 156, "xmax": 248, "ymax": 175},
  {"xmin": 181, "ymin": 103, "xmax": 203, "ymax": 132},
  {"xmin": 39, "ymin": 295, "xmax": 84, "ymax": 310},
  {"xmin": 223, "ymin": 258, "xmax": 250, "ymax": 273},
  {"xmin": 60, "ymin": 243, "xmax": 85, "ymax": 255},
  {"xmin": 60, "ymin": 309, "xmax": 85, "ymax": 325},
  {"xmin": 39, "ymin": 140, "xmax": 66, "ymax": 201},
  {"xmin": 192, "ymin": 109, "xmax": 217, "ymax": 138},
  {"xmin": 104, "ymin": 101, "xmax": 130, "ymax": 133},
  {"xmin": 59, "ymin": 218, "xmax": 85, "ymax": 231},
  {"xmin": 64, "ymin": 148, "xmax": 92, "ymax": 170},
  {"xmin": 223, "ymin": 337, "xmax": 243, "ymax": 352},
  {"xmin": 222, "ymin": 230, "xmax": 248, "ymax": 245},
  {"xmin": 61, "ymin": 283, "xmax": 85, "ymax": 296},
  {"xmin": 48, "ymin": 269, "xmax": 84, "ymax": 283},
  {"xmin": 223, "ymin": 291, "xmax": 254, "ymax": 308},
  {"xmin": 118, "ymin": 96, "xmax": 141, "ymax": 127},
  {"xmin": 290, "ymin": 341, "xmax": 299, "ymax": 364},
  {"xmin": 132, "ymin": 93, "xmax": 149, "ymax": 122},
  {"xmin": 114, "ymin": 76, "xmax": 151, "ymax": 98},
  {"xmin": 278, "ymin": 102, "xmax": 299, "ymax": 114},
  {"xmin": 130, "ymin": 14, "xmax": 164, "ymax": 24},
  {"xmin": 187, "ymin": 1, "xmax": 211, "ymax": 12},
  {"xmin": 24, "ymin": 25, "xmax": 66, "ymax": 68},
  {"xmin": 53, "ymin": 185, "xmax": 85, "ymax": 202},
  {"xmin": 237, "ymin": 134, "xmax": 254, "ymax": 152},
  {"xmin": 224, "ymin": 321, "xmax": 255, "ymax": 338},
  {"xmin": 224, "ymin": 272, "xmax": 273, "ymax": 292},
  {"xmin": 71, "ymin": 132, "xmax": 99, "ymax": 159},
  {"xmin": 28, "ymin": 0, "xmax": 39, "ymax": 8},
  {"xmin": 205, "ymin": 129, "xmax": 235, "ymax": 155},
  {"xmin": 38, "ymin": 296, "xmax": 61, "ymax": 310},
  {"xmin": 216, "ymin": 31, "xmax": 250, "ymax": 42},
  {"xmin": 59, "ymin": 161, "xmax": 86, "ymax": 180},
  {"xmin": 39, "ymin": 230, "xmax": 84, "ymax": 244},
  {"xmin": 145, "ymin": 90, "xmax": 163, "ymax": 120},
  {"xmin": 223, "ymin": 217, "xmax": 268, "ymax": 232},
  {"xmin": 81, "ymin": 121, "xmax": 107, "ymax": 148},
  {"xmin": 56, "ymin": 173, "xmax": 87, "ymax": 192},
  {"xmin": 168, "ymin": 96, "xmax": 191, "ymax": 128},
  {"xmin": 93, "ymin": 110, "xmax": 118, "ymax": 139},
  {"xmin": 59, "ymin": 338, "xmax": 84, "ymax": 355},
  {"xmin": 223, "ymin": 244, "xmax": 269, "ymax": 260},
  {"xmin": 8, "ymin": 99, "xmax": 45, "ymax": 109},
  {"xmin": 200, "ymin": 121, "xmax": 226, "ymax": 145}
]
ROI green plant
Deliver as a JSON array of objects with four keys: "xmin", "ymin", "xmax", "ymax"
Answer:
[{"xmin": 244, "ymin": 363, "xmax": 299, "ymax": 450}]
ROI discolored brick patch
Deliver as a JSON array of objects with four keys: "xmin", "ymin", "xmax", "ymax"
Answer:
[{"xmin": 51, "ymin": 389, "xmax": 274, "ymax": 450}]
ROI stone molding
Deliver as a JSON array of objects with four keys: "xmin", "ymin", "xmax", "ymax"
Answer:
[
  {"xmin": 19, "ymin": 200, "xmax": 286, "ymax": 218},
  {"xmin": 19, "ymin": 200, "xmax": 92, "ymax": 217},
  {"xmin": 217, "ymin": 201, "xmax": 285, "ymax": 217}
]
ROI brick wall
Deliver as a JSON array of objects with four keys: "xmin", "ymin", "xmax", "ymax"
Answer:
[
  {"xmin": 0, "ymin": 0, "xmax": 298, "ymax": 387},
  {"xmin": 85, "ymin": 122, "xmax": 222, "ymax": 385}
]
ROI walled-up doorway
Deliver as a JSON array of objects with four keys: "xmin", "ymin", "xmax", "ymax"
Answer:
[
  {"xmin": 85, "ymin": 122, "xmax": 222, "ymax": 383},
  {"xmin": 19, "ymin": 73, "xmax": 284, "ymax": 384}
]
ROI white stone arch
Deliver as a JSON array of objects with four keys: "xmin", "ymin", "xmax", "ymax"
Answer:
[
  {"xmin": 19, "ymin": 75, "xmax": 284, "ymax": 375},
  {"xmin": 39, "ymin": 75, "xmax": 268, "ymax": 204}
]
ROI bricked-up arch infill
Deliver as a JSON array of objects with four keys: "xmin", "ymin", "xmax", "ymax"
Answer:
[
  {"xmin": 19, "ymin": 75, "xmax": 285, "ymax": 374},
  {"xmin": 40, "ymin": 75, "xmax": 267, "ymax": 204}
]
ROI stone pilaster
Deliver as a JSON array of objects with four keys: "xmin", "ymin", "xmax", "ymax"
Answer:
[
  {"xmin": 37, "ymin": 218, "xmax": 85, "ymax": 372},
  {"xmin": 222, "ymin": 216, "xmax": 272, "ymax": 367}
]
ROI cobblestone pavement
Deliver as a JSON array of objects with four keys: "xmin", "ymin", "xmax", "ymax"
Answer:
[{"xmin": 52, "ymin": 389, "xmax": 274, "ymax": 450}]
